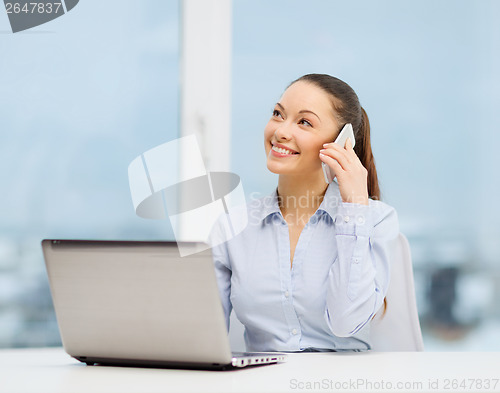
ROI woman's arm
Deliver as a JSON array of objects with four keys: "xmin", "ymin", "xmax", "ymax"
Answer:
[
  {"xmin": 209, "ymin": 216, "xmax": 233, "ymax": 332},
  {"xmin": 324, "ymin": 200, "xmax": 399, "ymax": 337}
]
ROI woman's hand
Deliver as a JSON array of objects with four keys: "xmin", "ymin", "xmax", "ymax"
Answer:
[{"xmin": 319, "ymin": 138, "xmax": 369, "ymax": 205}]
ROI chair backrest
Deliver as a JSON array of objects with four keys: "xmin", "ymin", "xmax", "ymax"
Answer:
[
  {"xmin": 370, "ymin": 233, "xmax": 424, "ymax": 351},
  {"xmin": 228, "ymin": 233, "xmax": 424, "ymax": 352}
]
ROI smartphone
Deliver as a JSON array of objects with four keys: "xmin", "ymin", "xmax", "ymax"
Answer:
[{"xmin": 321, "ymin": 123, "xmax": 356, "ymax": 184}]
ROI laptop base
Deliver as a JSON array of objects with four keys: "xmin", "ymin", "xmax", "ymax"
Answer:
[{"xmin": 74, "ymin": 355, "xmax": 281, "ymax": 371}]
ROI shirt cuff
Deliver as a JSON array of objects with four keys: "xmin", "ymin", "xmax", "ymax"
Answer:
[{"xmin": 334, "ymin": 201, "xmax": 373, "ymax": 237}]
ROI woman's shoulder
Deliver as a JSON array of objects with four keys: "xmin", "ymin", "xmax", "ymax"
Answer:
[
  {"xmin": 366, "ymin": 198, "xmax": 399, "ymax": 237},
  {"xmin": 368, "ymin": 198, "xmax": 398, "ymax": 219}
]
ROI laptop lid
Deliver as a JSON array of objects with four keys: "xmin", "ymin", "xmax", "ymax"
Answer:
[{"xmin": 42, "ymin": 239, "xmax": 233, "ymax": 366}]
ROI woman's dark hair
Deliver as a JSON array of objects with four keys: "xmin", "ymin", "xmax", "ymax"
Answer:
[
  {"xmin": 291, "ymin": 74, "xmax": 386, "ymax": 316},
  {"xmin": 291, "ymin": 74, "xmax": 380, "ymax": 200}
]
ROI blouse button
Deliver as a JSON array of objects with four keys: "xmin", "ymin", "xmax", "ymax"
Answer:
[
  {"xmin": 292, "ymin": 329, "xmax": 298, "ymax": 335},
  {"xmin": 284, "ymin": 291, "xmax": 289, "ymax": 298},
  {"xmin": 357, "ymin": 216, "xmax": 365, "ymax": 224},
  {"xmin": 344, "ymin": 215, "xmax": 350, "ymax": 223}
]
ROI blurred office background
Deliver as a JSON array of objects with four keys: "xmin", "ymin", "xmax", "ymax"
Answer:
[{"xmin": 0, "ymin": 0, "xmax": 499, "ymax": 350}]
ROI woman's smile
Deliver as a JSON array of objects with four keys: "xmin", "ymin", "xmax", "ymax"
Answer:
[{"xmin": 270, "ymin": 142, "xmax": 300, "ymax": 157}]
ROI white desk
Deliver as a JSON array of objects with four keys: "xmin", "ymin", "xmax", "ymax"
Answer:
[{"xmin": 0, "ymin": 348, "xmax": 499, "ymax": 393}]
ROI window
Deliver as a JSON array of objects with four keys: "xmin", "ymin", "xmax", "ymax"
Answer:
[{"xmin": 0, "ymin": 0, "xmax": 179, "ymax": 347}]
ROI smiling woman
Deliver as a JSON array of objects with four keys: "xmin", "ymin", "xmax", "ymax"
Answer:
[{"xmin": 210, "ymin": 74, "xmax": 399, "ymax": 352}]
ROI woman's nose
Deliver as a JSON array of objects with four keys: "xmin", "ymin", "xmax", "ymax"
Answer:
[{"xmin": 274, "ymin": 123, "xmax": 293, "ymax": 141}]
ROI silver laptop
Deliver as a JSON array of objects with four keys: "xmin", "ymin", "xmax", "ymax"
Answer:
[{"xmin": 41, "ymin": 239, "xmax": 287, "ymax": 370}]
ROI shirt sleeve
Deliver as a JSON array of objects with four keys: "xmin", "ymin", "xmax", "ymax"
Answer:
[
  {"xmin": 208, "ymin": 215, "xmax": 233, "ymax": 332},
  {"xmin": 324, "ymin": 199, "xmax": 399, "ymax": 337}
]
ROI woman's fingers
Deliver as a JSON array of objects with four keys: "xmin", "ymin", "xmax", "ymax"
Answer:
[
  {"xmin": 321, "ymin": 138, "xmax": 362, "ymax": 169},
  {"xmin": 320, "ymin": 138, "xmax": 369, "ymax": 205},
  {"xmin": 320, "ymin": 143, "xmax": 351, "ymax": 169},
  {"xmin": 319, "ymin": 153, "xmax": 343, "ymax": 177}
]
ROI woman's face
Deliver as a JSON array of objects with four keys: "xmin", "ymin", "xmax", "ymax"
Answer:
[{"xmin": 264, "ymin": 81, "xmax": 341, "ymax": 177}]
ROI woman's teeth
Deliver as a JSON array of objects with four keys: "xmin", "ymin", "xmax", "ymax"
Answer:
[{"xmin": 272, "ymin": 146, "xmax": 297, "ymax": 155}]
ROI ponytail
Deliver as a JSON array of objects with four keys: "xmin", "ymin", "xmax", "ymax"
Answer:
[{"xmin": 355, "ymin": 107, "xmax": 380, "ymax": 201}]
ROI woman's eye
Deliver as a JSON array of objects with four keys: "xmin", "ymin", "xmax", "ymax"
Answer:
[
  {"xmin": 299, "ymin": 119, "xmax": 312, "ymax": 127},
  {"xmin": 272, "ymin": 109, "xmax": 283, "ymax": 118}
]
